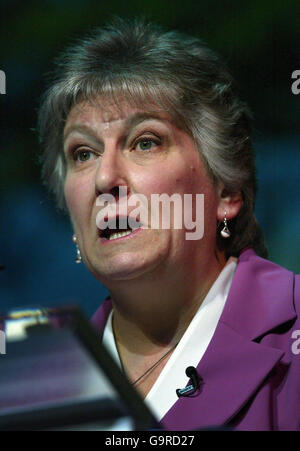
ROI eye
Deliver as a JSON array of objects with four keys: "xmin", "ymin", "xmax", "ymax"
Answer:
[
  {"xmin": 73, "ymin": 148, "xmax": 98, "ymax": 163},
  {"xmin": 134, "ymin": 138, "xmax": 160, "ymax": 152}
]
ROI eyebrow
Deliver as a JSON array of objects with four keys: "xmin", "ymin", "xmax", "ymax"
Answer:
[
  {"xmin": 63, "ymin": 124, "xmax": 101, "ymax": 143},
  {"xmin": 123, "ymin": 112, "xmax": 171, "ymax": 129},
  {"xmin": 63, "ymin": 111, "xmax": 171, "ymax": 143}
]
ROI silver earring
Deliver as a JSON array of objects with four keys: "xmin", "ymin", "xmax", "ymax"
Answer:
[
  {"xmin": 72, "ymin": 235, "xmax": 82, "ymax": 264},
  {"xmin": 220, "ymin": 212, "xmax": 231, "ymax": 238}
]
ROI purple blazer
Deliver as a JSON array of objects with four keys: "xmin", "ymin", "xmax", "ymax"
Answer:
[{"xmin": 91, "ymin": 249, "xmax": 300, "ymax": 431}]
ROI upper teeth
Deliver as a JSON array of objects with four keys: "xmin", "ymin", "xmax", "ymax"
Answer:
[{"xmin": 108, "ymin": 230, "xmax": 132, "ymax": 240}]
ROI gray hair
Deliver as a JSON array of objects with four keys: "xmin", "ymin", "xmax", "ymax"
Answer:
[{"xmin": 37, "ymin": 17, "xmax": 267, "ymax": 258}]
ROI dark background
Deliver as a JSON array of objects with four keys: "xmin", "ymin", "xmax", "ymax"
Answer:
[{"xmin": 0, "ymin": 0, "xmax": 299, "ymax": 318}]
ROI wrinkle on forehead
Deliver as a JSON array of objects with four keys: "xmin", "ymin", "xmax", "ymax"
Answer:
[
  {"xmin": 64, "ymin": 101, "xmax": 130, "ymax": 140},
  {"xmin": 65, "ymin": 94, "xmax": 189, "ymax": 134},
  {"xmin": 63, "ymin": 101, "xmax": 179, "ymax": 151}
]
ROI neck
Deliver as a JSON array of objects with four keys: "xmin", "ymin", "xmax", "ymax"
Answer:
[
  {"xmin": 108, "ymin": 249, "xmax": 227, "ymax": 350},
  {"xmin": 107, "ymin": 249, "xmax": 227, "ymax": 397}
]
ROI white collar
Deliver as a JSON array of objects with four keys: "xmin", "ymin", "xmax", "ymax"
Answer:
[{"xmin": 102, "ymin": 257, "xmax": 237, "ymax": 421}]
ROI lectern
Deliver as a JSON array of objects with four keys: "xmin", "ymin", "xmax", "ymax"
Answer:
[{"xmin": 0, "ymin": 306, "xmax": 157, "ymax": 431}]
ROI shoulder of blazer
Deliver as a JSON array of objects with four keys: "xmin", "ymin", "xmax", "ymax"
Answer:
[
  {"xmin": 90, "ymin": 296, "xmax": 113, "ymax": 337},
  {"xmin": 220, "ymin": 248, "xmax": 297, "ymax": 340}
]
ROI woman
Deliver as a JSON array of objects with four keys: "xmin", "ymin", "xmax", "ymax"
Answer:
[{"xmin": 38, "ymin": 18, "xmax": 300, "ymax": 430}]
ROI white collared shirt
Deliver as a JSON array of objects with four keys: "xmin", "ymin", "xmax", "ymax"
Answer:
[{"xmin": 102, "ymin": 257, "xmax": 237, "ymax": 421}]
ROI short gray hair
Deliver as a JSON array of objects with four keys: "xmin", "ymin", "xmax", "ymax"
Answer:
[{"xmin": 37, "ymin": 17, "xmax": 267, "ymax": 258}]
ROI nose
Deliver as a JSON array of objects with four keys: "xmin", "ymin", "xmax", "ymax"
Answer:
[{"xmin": 94, "ymin": 145, "xmax": 128, "ymax": 198}]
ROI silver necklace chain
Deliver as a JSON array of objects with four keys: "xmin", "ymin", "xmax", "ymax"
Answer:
[
  {"xmin": 112, "ymin": 316, "xmax": 179, "ymax": 387},
  {"xmin": 131, "ymin": 342, "xmax": 179, "ymax": 386}
]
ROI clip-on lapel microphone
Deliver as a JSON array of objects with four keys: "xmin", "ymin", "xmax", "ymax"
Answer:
[{"xmin": 176, "ymin": 366, "xmax": 202, "ymax": 397}]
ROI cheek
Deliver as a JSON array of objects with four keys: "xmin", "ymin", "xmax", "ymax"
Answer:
[
  {"xmin": 64, "ymin": 174, "xmax": 92, "ymax": 226},
  {"xmin": 133, "ymin": 169, "xmax": 168, "ymax": 196},
  {"xmin": 136, "ymin": 164, "xmax": 201, "ymax": 198}
]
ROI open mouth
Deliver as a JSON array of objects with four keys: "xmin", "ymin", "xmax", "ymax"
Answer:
[{"xmin": 98, "ymin": 216, "xmax": 142, "ymax": 241}]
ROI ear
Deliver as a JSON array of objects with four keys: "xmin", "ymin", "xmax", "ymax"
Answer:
[{"xmin": 216, "ymin": 185, "xmax": 242, "ymax": 222}]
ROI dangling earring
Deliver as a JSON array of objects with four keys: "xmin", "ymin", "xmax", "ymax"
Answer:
[
  {"xmin": 220, "ymin": 211, "xmax": 231, "ymax": 238},
  {"xmin": 72, "ymin": 235, "xmax": 82, "ymax": 264}
]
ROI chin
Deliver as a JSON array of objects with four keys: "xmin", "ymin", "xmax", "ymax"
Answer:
[{"xmin": 91, "ymin": 253, "xmax": 160, "ymax": 283}]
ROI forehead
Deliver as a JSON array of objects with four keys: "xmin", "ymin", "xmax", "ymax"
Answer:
[
  {"xmin": 64, "ymin": 98, "xmax": 174, "ymax": 131},
  {"xmin": 62, "ymin": 95, "xmax": 192, "ymax": 146}
]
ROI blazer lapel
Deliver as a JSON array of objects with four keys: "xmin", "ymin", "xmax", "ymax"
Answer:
[
  {"xmin": 161, "ymin": 249, "xmax": 296, "ymax": 430},
  {"xmin": 162, "ymin": 321, "xmax": 284, "ymax": 430}
]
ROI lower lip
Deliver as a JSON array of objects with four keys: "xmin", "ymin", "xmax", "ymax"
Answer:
[{"xmin": 98, "ymin": 227, "xmax": 143, "ymax": 245}]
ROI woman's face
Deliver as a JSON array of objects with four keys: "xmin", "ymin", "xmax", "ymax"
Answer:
[{"xmin": 63, "ymin": 99, "xmax": 223, "ymax": 286}]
